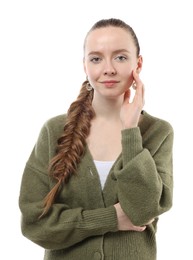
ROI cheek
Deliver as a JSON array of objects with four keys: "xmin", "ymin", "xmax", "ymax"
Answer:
[
  {"xmin": 121, "ymin": 68, "xmax": 133, "ymax": 85},
  {"xmin": 86, "ymin": 66, "xmax": 101, "ymax": 81}
]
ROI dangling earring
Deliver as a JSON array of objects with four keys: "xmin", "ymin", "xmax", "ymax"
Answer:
[
  {"xmin": 86, "ymin": 77, "xmax": 93, "ymax": 91},
  {"xmin": 132, "ymin": 81, "xmax": 137, "ymax": 90}
]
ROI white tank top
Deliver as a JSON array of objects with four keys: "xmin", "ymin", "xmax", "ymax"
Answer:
[{"xmin": 94, "ymin": 160, "xmax": 115, "ymax": 189}]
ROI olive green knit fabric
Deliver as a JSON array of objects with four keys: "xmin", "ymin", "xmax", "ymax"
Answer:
[{"xmin": 19, "ymin": 111, "xmax": 174, "ymax": 260}]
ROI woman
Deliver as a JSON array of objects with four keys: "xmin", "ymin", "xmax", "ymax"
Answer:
[{"xmin": 19, "ymin": 18, "xmax": 174, "ymax": 260}]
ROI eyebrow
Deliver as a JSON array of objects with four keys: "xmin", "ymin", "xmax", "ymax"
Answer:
[{"xmin": 87, "ymin": 49, "xmax": 130, "ymax": 56}]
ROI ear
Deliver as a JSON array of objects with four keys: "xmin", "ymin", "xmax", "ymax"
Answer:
[{"xmin": 136, "ymin": 55, "xmax": 143, "ymax": 74}]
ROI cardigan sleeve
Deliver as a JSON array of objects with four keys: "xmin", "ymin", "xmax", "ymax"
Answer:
[
  {"xmin": 19, "ymin": 122, "xmax": 118, "ymax": 250},
  {"xmin": 113, "ymin": 120, "xmax": 174, "ymax": 226}
]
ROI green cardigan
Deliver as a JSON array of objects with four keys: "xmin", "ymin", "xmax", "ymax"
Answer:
[{"xmin": 19, "ymin": 111, "xmax": 174, "ymax": 260}]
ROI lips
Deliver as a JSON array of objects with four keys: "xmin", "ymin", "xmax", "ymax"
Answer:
[
  {"xmin": 100, "ymin": 80, "xmax": 120, "ymax": 87},
  {"xmin": 101, "ymin": 80, "xmax": 119, "ymax": 83}
]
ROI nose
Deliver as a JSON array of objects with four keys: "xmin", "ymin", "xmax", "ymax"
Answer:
[{"xmin": 103, "ymin": 61, "xmax": 116, "ymax": 75}]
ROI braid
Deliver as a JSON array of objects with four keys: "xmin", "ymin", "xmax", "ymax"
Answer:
[{"xmin": 40, "ymin": 81, "xmax": 94, "ymax": 217}]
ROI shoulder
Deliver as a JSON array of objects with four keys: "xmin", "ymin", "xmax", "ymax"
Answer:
[
  {"xmin": 140, "ymin": 111, "xmax": 174, "ymax": 154},
  {"xmin": 31, "ymin": 114, "xmax": 67, "ymax": 162},
  {"xmin": 44, "ymin": 114, "xmax": 67, "ymax": 132},
  {"xmin": 45, "ymin": 113, "xmax": 67, "ymax": 127},
  {"xmin": 140, "ymin": 110, "xmax": 173, "ymax": 135},
  {"xmin": 38, "ymin": 114, "xmax": 67, "ymax": 143}
]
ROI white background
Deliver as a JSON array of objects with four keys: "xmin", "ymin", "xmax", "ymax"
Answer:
[{"xmin": 0, "ymin": 0, "xmax": 192, "ymax": 259}]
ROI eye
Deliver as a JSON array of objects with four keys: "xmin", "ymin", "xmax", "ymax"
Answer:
[
  {"xmin": 90, "ymin": 57, "xmax": 102, "ymax": 63},
  {"xmin": 115, "ymin": 55, "xmax": 128, "ymax": 62}
]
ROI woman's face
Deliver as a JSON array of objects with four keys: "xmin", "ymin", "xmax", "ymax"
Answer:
[{"xmin": 84, "ymin": 27, "xmax": 142, "ymax": 99}]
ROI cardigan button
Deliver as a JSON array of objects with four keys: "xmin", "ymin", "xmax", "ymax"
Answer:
[{"xmin": 93, "ymin": 251, "xmax": 102, "ymax": 260}]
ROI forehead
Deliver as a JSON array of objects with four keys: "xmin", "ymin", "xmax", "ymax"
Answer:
[{"xmin": 85, "ymin": 27, "xmax": 136, "ymax": 54}]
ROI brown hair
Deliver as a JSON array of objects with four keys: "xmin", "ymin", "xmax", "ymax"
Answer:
[
  {"xmin": 41, "ymin": 18, "xmax": 140, "ymax": 217},
  {"xmin": 84, "ymin": 18, "xmax": 140, "ymax": 56}
]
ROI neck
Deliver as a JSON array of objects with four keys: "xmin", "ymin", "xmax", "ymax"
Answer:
[{"xmin": 92, "ymin": 94, "xmax": 123, "ymax": 120}]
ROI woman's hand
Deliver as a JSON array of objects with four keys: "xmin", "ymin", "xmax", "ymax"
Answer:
[
  {"xmin": 114, "ymin": 203, "xmax": 154, "ymax": 232},
  {"xmin": 120, "ymin": 70, "xmax": 145, "ymax": 129}
]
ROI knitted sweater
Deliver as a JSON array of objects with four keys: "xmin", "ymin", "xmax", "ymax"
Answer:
[{"xmin": 19, "ymin": 111, "xmax": 174, "ymax": 260}]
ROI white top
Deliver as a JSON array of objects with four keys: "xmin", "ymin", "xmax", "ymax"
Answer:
[{"xmin": 94, "ymin": 160, "xmax": 115, "ymax": 189}]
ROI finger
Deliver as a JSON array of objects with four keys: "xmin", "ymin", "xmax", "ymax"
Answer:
[
  {"xmin": 132, "ymin": 70, "xmax": 145, "ymax": 104},
  {"xmin": 134, "ymin": 75, "xmax": 143, "ymax": 95},
  {"xmin": 132, "ymin": 70, "xmax": 142, "ymax": 84},
  {"xmin": 123, "ymin": 89, "xmax": 131, "ymax": 103},
  {"xmin": 133, "ymin": 225, "xmax": 146, "ymax": 232},
  {"xmin": 141, "ymin": 83, "xmax": 145, "ymax": 106}
]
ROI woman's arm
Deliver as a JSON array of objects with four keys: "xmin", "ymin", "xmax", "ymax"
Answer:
[
  {"xmin": 19, "ymin": 121, "xmax": 118, "ymax": 250},
  {"xmin": 114, "ymin": 123, "xmax": 174, "ymax": 226}
]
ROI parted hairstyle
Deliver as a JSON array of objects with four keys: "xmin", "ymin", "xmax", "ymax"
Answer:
[{"xmin": 40, "ymin": 18, "xmax": 140, "ymax": 217}]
